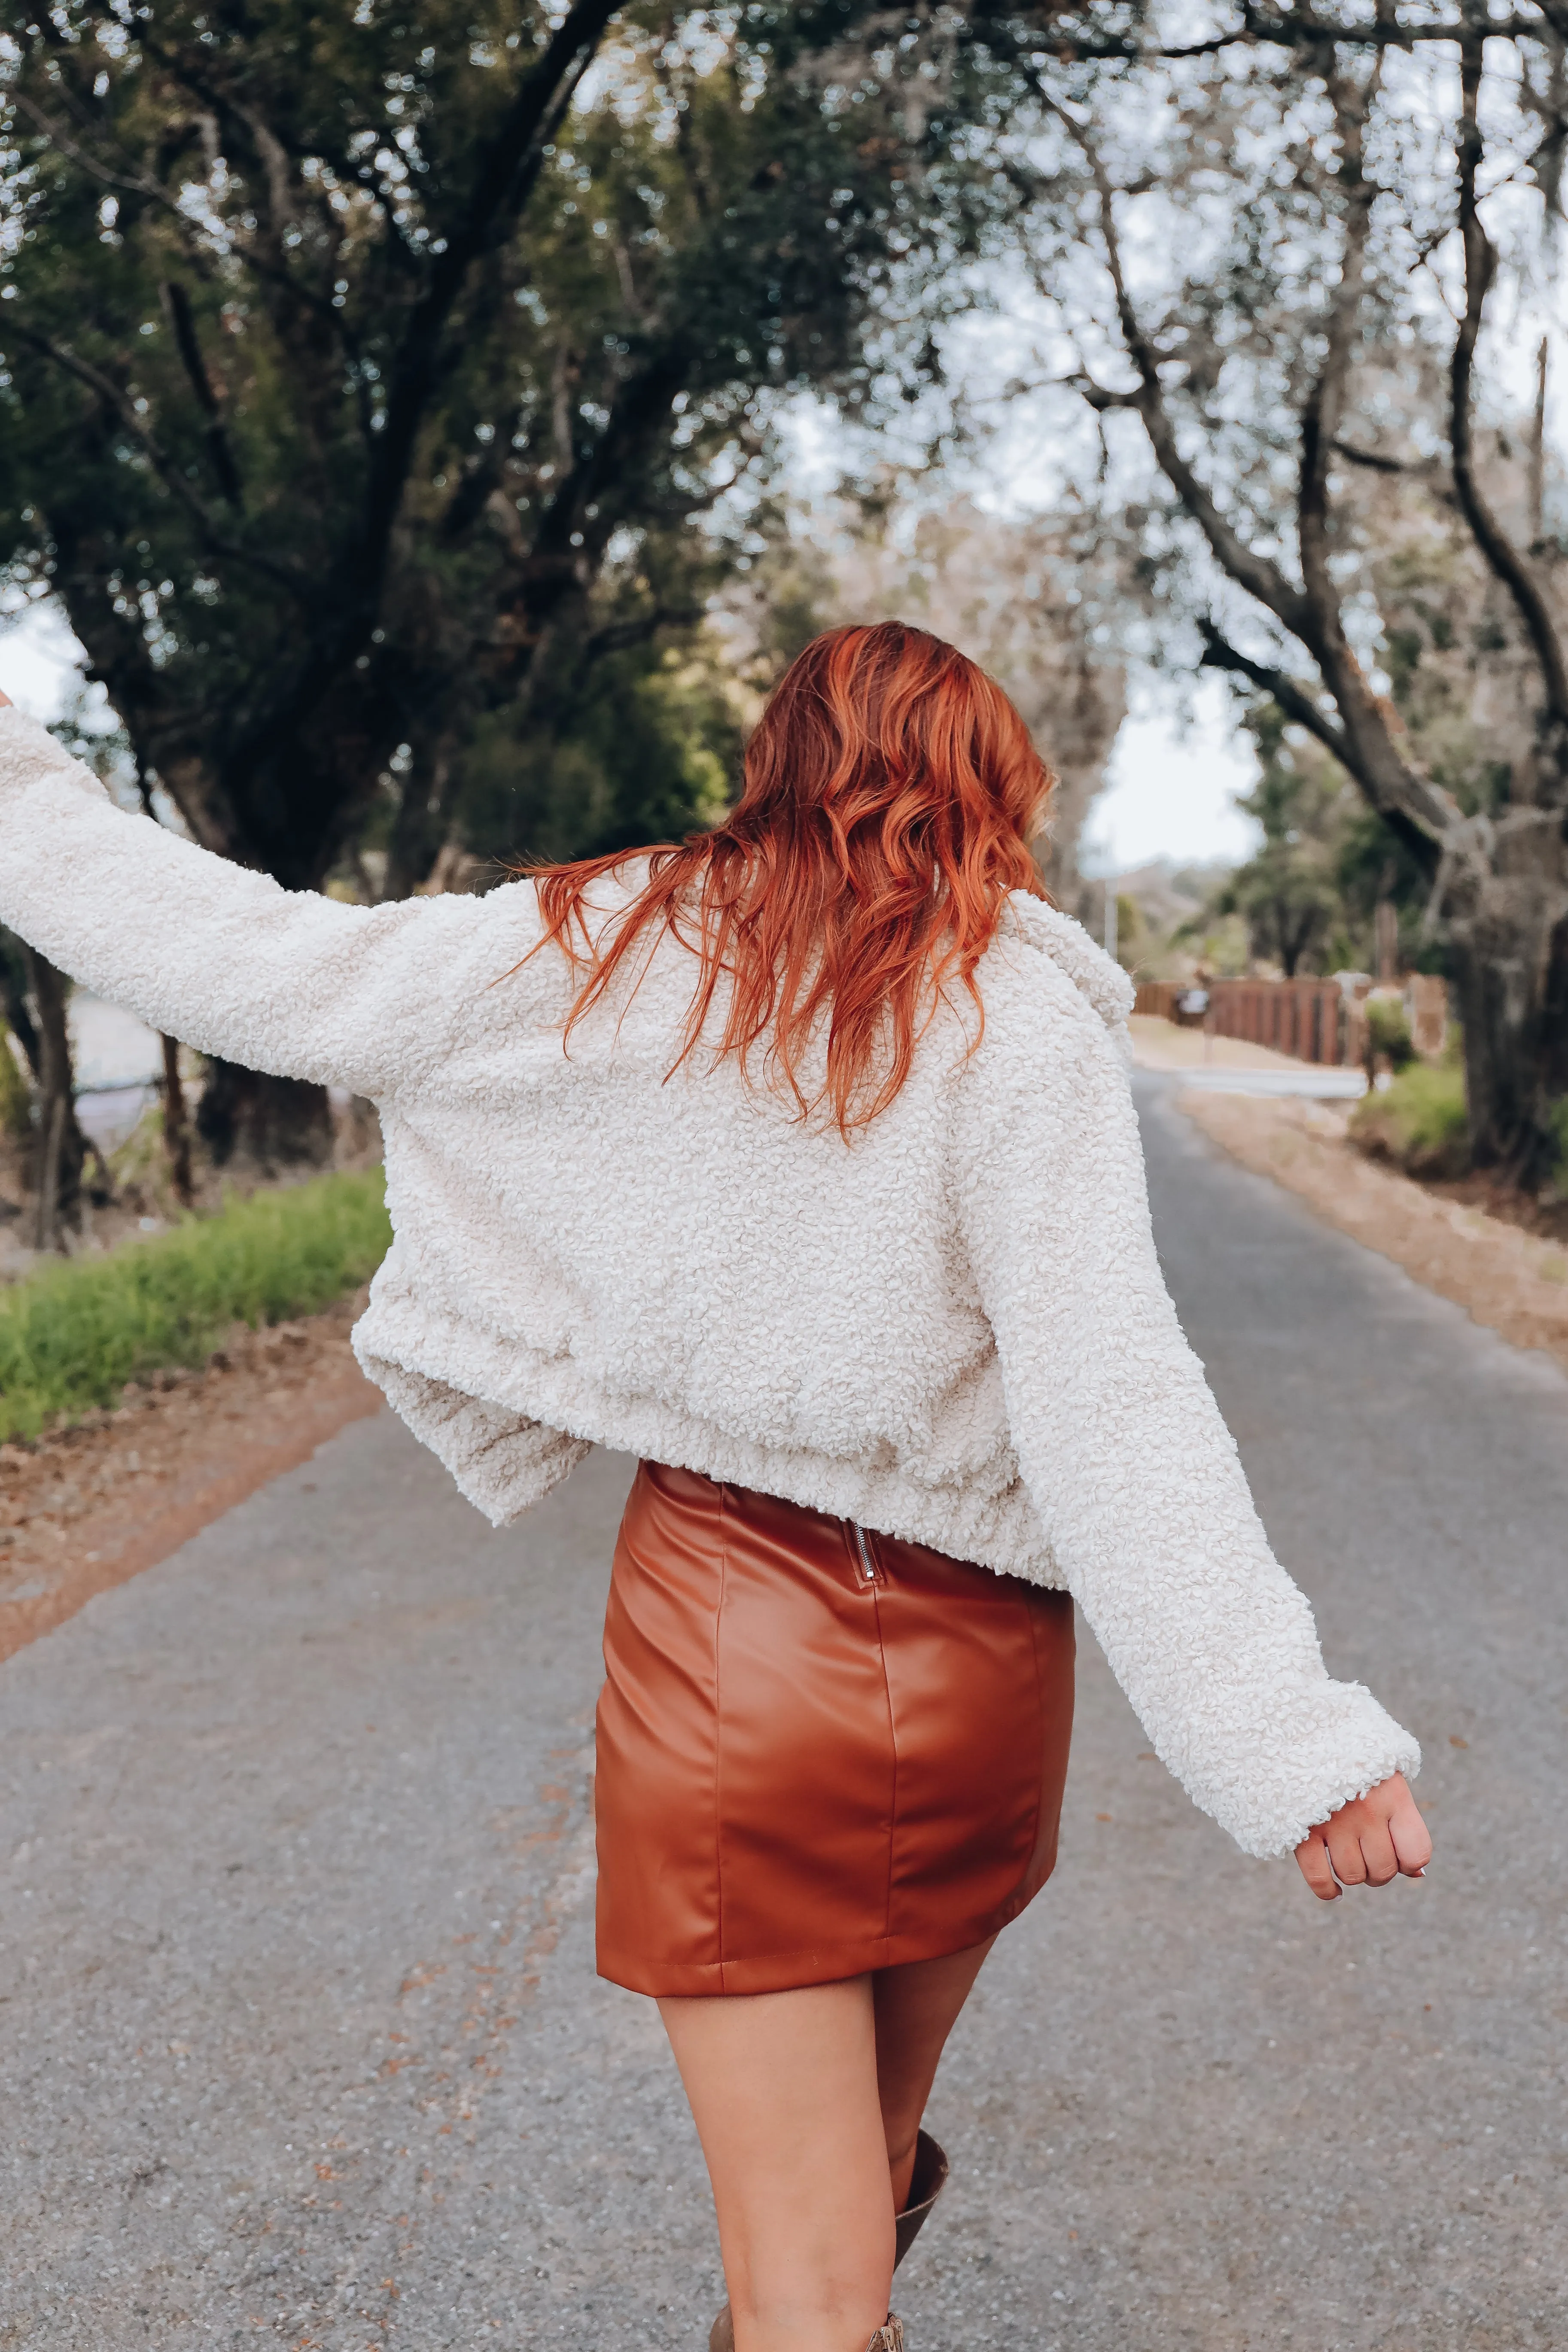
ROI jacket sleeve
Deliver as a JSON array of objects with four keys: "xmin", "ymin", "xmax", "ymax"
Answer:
[
  {"xmin": 0, "ymin": 704, "xmax": 527, "ymax": 1100},
  {"xmin": 953, "ymin": 959, "xmax": 1419, "ymax": 1859}
]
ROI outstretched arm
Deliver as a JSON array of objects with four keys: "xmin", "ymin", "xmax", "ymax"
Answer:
[
  {"xmin": 0, "ymin": 697, "xmax": 531, "ymax": 1100},
  {"xmin": 954, "ymin": 956, "xmax": 1425, "ymax": 1871}
]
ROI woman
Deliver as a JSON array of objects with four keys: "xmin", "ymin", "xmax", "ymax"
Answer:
[{"xmin": 0, "ymin": 626, "xmax": 1429, "ymax": 2352}]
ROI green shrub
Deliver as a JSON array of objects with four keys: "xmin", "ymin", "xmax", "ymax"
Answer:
[
  {"xmin": 1364, "ymin": 995, "xmax": 1416, "ymax": 1071},
  {"xmin": 1548, "ymin": 1097, "xmax": 1568, "ymax": 1202},
  {"xmin": 0, "ymin": 1169, "xmax": 391, "ymax": 1442},
  {"xmin": 1351, "ymin": 1058, "xmax": 1470, "ymax": 1179}
]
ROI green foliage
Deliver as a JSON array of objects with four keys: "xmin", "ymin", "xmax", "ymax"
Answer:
[
  {"xmin": 1351, "ymin": 1061, "xmax": 1470, "ymax": 1181},
  {"xmin": 1331, "ymin": 809, "xmax": 1445, "ymax": 980},
  {"xmin": 0, "ymin": 1171, "xmax": 391, "ymax": 1442},
  {"xmin": 0, "ymin": 0, "xmax": 954, "ymax": 894},
  {"xmin": 448, "ymin": 635, "xmax": 740, "ymax": 869},
  {"xmin": 1364, "ymin": 995, "xmax": 1417, "ymax": 1071},
  {"xmin": 1212, "ymin": 705, "xmax": 1360, "ymax": 977},
  {"xmin": 1547, "ymin": 1098, "xmax": 1568, "ymax": 1201}
]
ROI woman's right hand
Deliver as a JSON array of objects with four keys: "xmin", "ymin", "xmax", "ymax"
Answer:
[{"xmin": 1294, "ymin": 1772, "xmax": 1431, "ymax": 1900}]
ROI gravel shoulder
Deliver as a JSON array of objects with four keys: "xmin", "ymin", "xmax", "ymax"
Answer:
[{"xmin": 0, "ymin": 1296, "xmax": 379, "ymax": 1662}]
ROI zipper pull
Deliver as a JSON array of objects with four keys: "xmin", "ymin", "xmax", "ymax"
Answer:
[{"xmin": 849, "ymin": 1521, "xmax": 881, "ymax": 1585}]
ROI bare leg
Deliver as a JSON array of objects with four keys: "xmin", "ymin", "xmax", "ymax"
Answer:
[
  {"xmin": 659, "ymin": 1938, "xmax": 997, "ymax": 2349},
  {"xmin": 873, "ymin": 1936, "xmax": 996, "ymax": 2210},
  {"xmin": 659, "ymin": 1979, "xmax": 894, "ymax": 2352}
]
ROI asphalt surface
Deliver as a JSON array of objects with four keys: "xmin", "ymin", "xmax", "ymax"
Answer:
[{"xmin": 2, "ymin": 1074, "xmax": 1565, "ymax": 2351}]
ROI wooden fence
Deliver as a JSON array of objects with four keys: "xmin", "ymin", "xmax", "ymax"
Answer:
[{"xmin": 1133, "ymin": 977, "xmax": 1349, "ymax": 1067}]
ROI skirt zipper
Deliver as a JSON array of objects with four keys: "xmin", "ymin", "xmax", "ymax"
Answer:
[{"xmin": 849, "ymin": 1521, "xmax": 881, "ymax": 1586}]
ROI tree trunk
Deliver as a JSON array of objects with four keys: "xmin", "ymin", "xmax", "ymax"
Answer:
[
  {"xmin": 1446, "ymin": 839, "xmax": 1568, "ymax": 1186},
  {"xmin": 195, "ymin": 1061, "xmax": 335, "ymax": 1172},
  {"xmin": 161, "ymin": 1033, "xmax": 195, "ymax": 1208},
  {"xmin": 383, "ymin": 735, "xmax": 454, "ymax": 903},
  {"xmin": 21, "ymin": 946, "xmax": 88, "ymax": 1249}
]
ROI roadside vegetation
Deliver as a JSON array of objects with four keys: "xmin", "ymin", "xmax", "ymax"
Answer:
[
  {"xmin": 0, "ymin": 1171, "xmax": 390, "ymax": 1444},
  {"xmin": 1351, "ymin": 1062, "xmax": 1471, "ymax": 1183}
]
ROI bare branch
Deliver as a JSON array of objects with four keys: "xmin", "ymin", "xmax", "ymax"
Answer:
[
  {"xmin": 1197, "ymin": 624, "xmax": 1352, "ymax": 765},
  {"xmin": 967, "ymin": 7, "xmax": 1561, "ymax": 70},
  {"xmin": 1331, "ymin": 437, "xmax": 1423, "ymax": 476},
  {"xmin": 1197, "ymin": 623, "xmax": 1443, "ymax": 870},
  {"xmin": 1297, "ymin": 58, "xmax": 1379, "ymax": 623},
  {"xmin": 1040, "ymin": 90, "xmax": 1312, "ymax": 638},
  {"xmin": 1450, "ymin": 34, "xmax": 1568, "ymax": 736}
]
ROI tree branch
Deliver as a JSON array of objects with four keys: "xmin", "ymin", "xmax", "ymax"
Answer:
[
  {"xmin": 159, "ymin": 280, "xmax": 243, "ymax": 509},
  {"xmin": 7, "ymin": 325, "xmax": 312, "ymax": 601},
  {"xmin": 1197, "ymin": 624, "xmax": 1352, "ymax": 764},
  {"xmin": 1331, "ymin": 436, "xmax": 1422, "ymax": 476},
  {"xmin": 966, "ymin": 6, "xmax": 1558, "ymax": 68},
  {"xmin": 1450, "ymin": 33, "xmax": 1568, "ymax": 738},
  {"xmin": 355, "ymin": 0, "xmax": 623, "ymax": 600},
  {"xmin": 1197, "ymin": 624, "xmax": 1441, "ymax": 872},
  {"xmin": 1298, "ymin": 58, "xmax": 1379, "ymax": 623},
  {"xmin": 1042, "ymin": 92, "xmax": 1312, "ymax": 638}
]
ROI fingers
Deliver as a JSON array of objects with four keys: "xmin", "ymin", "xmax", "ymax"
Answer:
[
  {"xmin": 1387, "ymin": 1786, "xmax": 1434, "ymax": 1878},
  {"xmin": 1325, "ymin": 1817, "xmax": 1369, "ymax": 1885},
  {"xmin": 1294, "ymin": 1830, "xmax": 1340, "ymax": 1901},
  {"xmin": 1351, "ymin": 1816, "xmax": 1400, "ymax": 1886},
  {"xmin": 1294, "ymin": 1773, "xmax": 1433, "ymax": 1899}
]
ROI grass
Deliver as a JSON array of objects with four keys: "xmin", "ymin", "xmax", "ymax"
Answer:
[
  {"xmin": 1350, "ymin": 1057, "xmax": 1470, "ymax": 1179},
  {"xmin": 0, "ymin": 1168, "xmax": 392, "ymax": 1444}
]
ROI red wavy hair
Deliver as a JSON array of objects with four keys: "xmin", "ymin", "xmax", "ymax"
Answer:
[{"xmin": 528, "ymin": 621, "xmax": 1052, "ymax": 1134}]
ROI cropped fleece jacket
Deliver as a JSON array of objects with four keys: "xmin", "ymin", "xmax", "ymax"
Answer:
[{"xmin": 0, "ymin": 703, "xmax": 1419, "ymax": 1857}]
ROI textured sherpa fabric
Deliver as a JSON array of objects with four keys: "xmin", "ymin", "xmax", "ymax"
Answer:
[{"xmin": 0, "ymin": 705, "xmax": 1419, "ymax": 1856}]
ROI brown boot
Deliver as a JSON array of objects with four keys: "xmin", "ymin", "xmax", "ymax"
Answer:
[
  {"xmin": 707, "ymin": 2134, "xmax": 947, "ymax": 2350},
  {"xmin": 893, "ymin": 2130, "xmax": 949, "ymax": 2268}
]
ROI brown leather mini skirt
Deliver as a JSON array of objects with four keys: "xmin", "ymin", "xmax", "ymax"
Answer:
[{"xmin": 594, "ymin": 1460, "xmax": 1075, "ymax": 1997}]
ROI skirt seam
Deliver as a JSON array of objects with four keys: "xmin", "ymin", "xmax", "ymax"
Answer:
[
  {"xmin": 714, "ymin": 1477, "xmax": 731, "ymax": 1993},
  {"xmin": 869, "ymin": 1547, "xmax": 897, "ymax": 1947}
]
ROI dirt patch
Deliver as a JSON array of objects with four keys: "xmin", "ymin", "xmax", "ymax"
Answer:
[
  {"xmin": 0, "ymin": 1294, "xmax": 381, "ymax": 1663},
  {"xmin": 1180, "ymin": 1090, "xmax": 1568, "ymax": 1376}
]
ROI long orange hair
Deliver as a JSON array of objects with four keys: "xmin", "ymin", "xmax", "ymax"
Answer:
[{"xmin": 528, "ymin": 621, "xmax": 1052, "ymax": 1134}]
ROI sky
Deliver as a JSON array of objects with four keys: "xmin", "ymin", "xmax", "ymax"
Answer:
[
  {"xmin": 1084, "ymin": 680, "xmax": 1260, "ymax": 874},
  {"xmin": 1, "ymin": 599, "xmax": 82, "ymax": 723}
]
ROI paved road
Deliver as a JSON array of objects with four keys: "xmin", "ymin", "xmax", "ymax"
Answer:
[{"xmin": 3, "ymin": 1077, "xmax": 1565, "ymax": 2351}]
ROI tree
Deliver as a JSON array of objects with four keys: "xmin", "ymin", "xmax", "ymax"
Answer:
[
  {"xmin": 1215, "ymin": 706, "xmax": 1356, "ymax": 980},
  {"xmin": 0, "ymin": 926, "xmax": 92, "ymax": 1246},
  {"xmin": 0, "ymin": 0, "xmax": 959, "ymax": 1161},
  {"xmin": 963, "ymin": 3, "xmax": 1568, "ymax": 1184}
]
